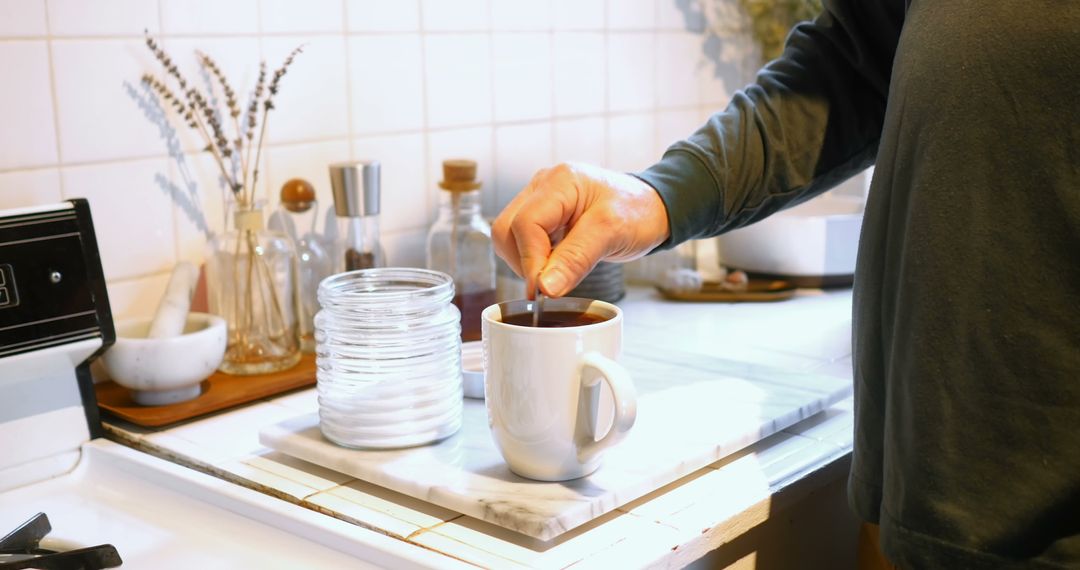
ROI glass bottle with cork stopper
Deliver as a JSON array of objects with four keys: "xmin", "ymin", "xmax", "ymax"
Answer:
[
  {"xmin": 426, "ymin": 159, "xmax": 496, "ymax": 342},
  {"xmin": 328, "ymin": 160, "xmax": 385, "ymax": 273}
]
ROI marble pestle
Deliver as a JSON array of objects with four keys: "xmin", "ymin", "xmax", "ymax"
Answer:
[{"xmin": 147, "ymin": 262, "xmax": 199, "ymax": 339}]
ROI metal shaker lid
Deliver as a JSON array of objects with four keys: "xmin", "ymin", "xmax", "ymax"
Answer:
[{"xmin": 329, "ymin": 160, "xmax": 380, "ymax": 216}]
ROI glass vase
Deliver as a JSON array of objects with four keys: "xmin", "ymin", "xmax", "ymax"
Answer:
[{"xmin": 206, "ymin": 201, "xmax": 301, "ymax": 375}]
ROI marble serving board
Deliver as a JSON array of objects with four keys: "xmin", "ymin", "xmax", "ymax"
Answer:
[{"xmin": 260, "ymin": 340, "xmax": 851, "ymax": 541}]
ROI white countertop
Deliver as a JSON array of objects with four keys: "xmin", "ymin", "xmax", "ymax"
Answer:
[{"xmin": 103, "ymin": 286, "xmax": 856, "ymax": 568}]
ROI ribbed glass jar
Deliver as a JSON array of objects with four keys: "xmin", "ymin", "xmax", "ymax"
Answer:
[{"xmin": 315, "ymin": 268, "xmax": 463, "ymax": 449}]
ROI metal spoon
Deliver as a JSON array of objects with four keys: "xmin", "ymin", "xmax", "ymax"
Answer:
[{"xmin": 532, "ymin": 284, "xmax": 545, "ymax": 328}]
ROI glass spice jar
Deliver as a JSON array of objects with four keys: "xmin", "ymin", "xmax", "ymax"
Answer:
[
  {"xmin": 315, "ymin": 268, "xmax": 463, "ymax": 449},
  {"xmin": 426, "ymin": 159, "xmax": 496, "ymax": 342},
  {"xmin": 328, "ymin": 161, "xmax": 385, "ymax": 274}
]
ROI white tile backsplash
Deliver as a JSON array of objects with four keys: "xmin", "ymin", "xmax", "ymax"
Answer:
[
  {"xmin": 607, "ymin": 113, "xmax": 656, "ymax": 172},
  {"xmin": 382, "ymin": 228, "xmax": 428, "ymax": 268},
  {"xmin": 170, "ymin": 151, "xmax": 230, "ymax": 264},
  {"xmin": 264, "ymin": 36, "xmax": 349, "ymax": 143},
  {"xmin": 349, "ymin": 34, "xmax": 425, "ymax": 135},
  {"xmin": 607, "ymin": 0, "xmax": 656, "ymax": 30},
  {"xmin": 491, "ymin": 33, "xmax": 551, "ymax": 122},
  {"xmin": 656, "ymin": 108, "xmax": 702, "ymax": 150},
  {"xmin": 551, "ymin": 0, "xmax": 604, "ymax": 31},
  {"xmin": 46, "ymin": 0, "xmax": 159, "ymax": 37},
  {"xmin": 0, "ymin": 168, "xmax": 62, "ymax": 210},
  {"xmin": 420, "ymin": 0, "xmax": 489, "ymax": 32},
  {"xmin": 61, "ymin": 158, "xmax": 176, "ymax": 280},
  {"xmin": 106, "ymin": 272, "xmax": 172, "ymax": 322},
  {"xmin": 0, "ymin": 0, "xmax": 47, "ymax": 37},
  {"xmin": 490, "ymin": 0, "xmax": 550, "ymax": 31},
  {"xmin": 658, "ymin": 0, "xmax": 701, "ymax": 31},
  {"xmin": 347, "ymin": 0, "xmax": 419, "ymax": 32},
  {"xmin": 1, "ymin": 0, "xmax": 760, "ymax": 318},
  {"xmin": 159, "ymin": 0, "xmax": 260, "ymax": 35},
  {"xmin": 607, "ymin": 32, "xmax": 656, "ymax": 112},
  {"xmin": 423, "ymin": 33, "xmax": 492, "ymax": 128},
  {"xmin": 0, "ymin": 42, "xmax": 57, "ymax": 169},
  {"xmin": 51, "ymin": 39, "xmax": 166, "ymax": 164},
  {"xmin": 261, "ymin": 0, "xmax": 342, "ymax": 34},
  {"xmin": 657, "ymin": 32, "xmax": 703, "ymax": 107},
  {"xmin": 493, "ymin": 122, "xmax": 552, "ymax": 212},
  {"xmin": 352, "ymin": 133, "xmax": 428, "ymax": 233},
  {"xmin": 552, "ymin": 32, "xmax": 605, "ymax": 116},
  {"xmin": 554, "ymin": 116, "xmax": 606, "ymax": 167}
]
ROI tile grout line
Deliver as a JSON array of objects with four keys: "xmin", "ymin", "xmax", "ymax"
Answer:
[
  {"xmin": 41, "ymin": 0, "xmax": 66, "ymax": 199},
  {"xmin": 415, "ymin": 0, "xmax": 434, "ymax": 228},
  {"xmin": 545, "ymin": 7, "xmax": 556, "ymax": 176},
  {"xmin": 255, "ymin": 0, "xmax": 271, "ymax": 206},
  {"xmin": 0, "ymin": 105, "xmax": 709, "ymax": 177},
  {"xmin": 601, "ymin": 0, "xmax": 612, "ymax": 168},
  {"xmin": 486, "ymin": 1, "xmax": 500, "ymax": 216},
  {"xmin": 342, "ymin": 0, "xmax": 356, "ymax": 160},
  {"xmin": 161, "ymin": 0, "xmax": 180, "ymax": 261},
  {"xmin": 0, "ymin": 28, "xmax": 664, "ymax": 43},
  {"xmin": 652, "ymin": 1, "xmax": 662, "ymax": 162}
]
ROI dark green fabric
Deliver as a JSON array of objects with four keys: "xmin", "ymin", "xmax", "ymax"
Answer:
[{"xmin": 637, "ymin": 1, "xmax": 1079, "ymax": 567}]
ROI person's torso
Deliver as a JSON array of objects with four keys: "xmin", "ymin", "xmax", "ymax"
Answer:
[{"xmin": 852, "ymin": 0, "xmax": 1080, "ymax": 564}]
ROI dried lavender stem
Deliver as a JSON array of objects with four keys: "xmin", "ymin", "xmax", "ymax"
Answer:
[
  {"xmin": 188, "ymin": 104, "xmax": 240, "ymax": 197},
  {"xmin": 250, "ymin": 108, "xmax": 270, "ymax": 206}
]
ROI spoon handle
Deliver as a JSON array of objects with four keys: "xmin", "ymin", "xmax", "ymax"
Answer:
[{"xmin": 532, "ymin": 285, "xmax": 545, "ymax": 328}]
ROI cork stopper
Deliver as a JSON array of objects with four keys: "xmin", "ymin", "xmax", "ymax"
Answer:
[
  {"xmin": 280, "ymin": 178, "xmax": 316, "ymax": 213},
  {"xmin": 439, "ymin": 159, "xmax": 482, "ymax": 192}
]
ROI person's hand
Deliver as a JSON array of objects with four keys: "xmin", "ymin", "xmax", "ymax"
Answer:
[{"xmin": 492, "ymin": 162, "xmax": 670, "ymax": 298}]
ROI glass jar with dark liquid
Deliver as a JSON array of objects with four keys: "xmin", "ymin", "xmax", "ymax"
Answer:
[
  {"xmin": 426, "ymin": 159, "xmax": 496, "ymax": 342},
  {"xmin": 328, "ymin": 160, "xmax": 385, "ymax": 273}
]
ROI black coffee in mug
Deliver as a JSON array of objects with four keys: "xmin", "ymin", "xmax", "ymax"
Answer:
[{"xmin": 500, "ymin": 310, "xmax": 609, "ymax": 328}]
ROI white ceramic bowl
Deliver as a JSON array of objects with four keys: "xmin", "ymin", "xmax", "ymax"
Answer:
[
  {"xmin": 101, "ymin": 313, "xmax": 226, "ymax": 406},
  {"xmin": 461, "ymin": 341, "xmax": 484, "ymax": 399}
]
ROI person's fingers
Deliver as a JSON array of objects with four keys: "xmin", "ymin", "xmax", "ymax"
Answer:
[
  {"xmin": 538, "ymin": 208, "xmax": 611, "ymax": 297},
  {"xmin": 491, "ymin": 169, "xmax": 550, "ymax": 277},
  {"xmin": 509, "ymin": 187, "xmax": 582, "ymax": 296}
]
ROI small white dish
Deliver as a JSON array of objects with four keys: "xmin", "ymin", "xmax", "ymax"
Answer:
[
  {"xmin": 461, "ymin": 341, "xmax": 484, "ymax": 399},
  {"xmin": 101, "ymin": 313, "xmax": 226, "ymax": 406}
]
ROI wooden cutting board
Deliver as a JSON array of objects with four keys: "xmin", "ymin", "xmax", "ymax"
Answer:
[{"xmin": 97, "ymin": 353, "xmax": 316, "ymax": 427}]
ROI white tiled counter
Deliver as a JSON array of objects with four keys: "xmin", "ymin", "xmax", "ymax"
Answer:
[{"xmin": 103, "ymin": 286, "xmax": 856, "ymax": 569}]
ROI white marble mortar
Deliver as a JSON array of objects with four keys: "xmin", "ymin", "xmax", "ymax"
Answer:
[{"xmin": 102, "ymin": 313, "xmax": 226, "ymax": 406}]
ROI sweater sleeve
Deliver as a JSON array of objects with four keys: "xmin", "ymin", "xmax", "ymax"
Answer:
[{"xmin": 637, "ymin": 0, "xmax": 906, "ymax": 248}]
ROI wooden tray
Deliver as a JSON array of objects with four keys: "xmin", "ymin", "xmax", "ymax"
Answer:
[
  {"xmin": 96, "ymin": 353, "xmax": 316, "ymax": 428},
  {"xmin": 657, "ymin": 279, "xmax": 797, "ymax": 302}
]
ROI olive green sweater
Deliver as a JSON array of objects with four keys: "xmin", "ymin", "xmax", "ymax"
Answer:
[{"xmin": 637, "ymin": 1, "xmax": 1079, "ymax": 567}]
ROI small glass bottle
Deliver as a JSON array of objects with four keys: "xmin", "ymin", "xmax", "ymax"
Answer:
[
  {"xmin": 328, "ymin": 161, "xmax": 385, "ymax": 273},
  {"xmin": 426, "ymin": 159, "xmax": 496, "ymax": 342},
  {"xmin": 268, "ymin": 178, "xmax": 332, "ymax": 353}
]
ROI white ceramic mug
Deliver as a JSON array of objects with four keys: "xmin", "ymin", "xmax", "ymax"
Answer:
[{"xmin": 481, "ymin": 298, "xmax": 637, "ymax": 481}]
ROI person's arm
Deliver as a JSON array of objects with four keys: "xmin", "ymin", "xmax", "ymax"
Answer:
[{"xmin": 638, "ymin": 0, "xmax": 906, "ymax": 247}]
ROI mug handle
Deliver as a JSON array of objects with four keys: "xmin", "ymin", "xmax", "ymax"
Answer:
[{"xmin": 577, "ymin": 351, "xmax": 637, "ymax": 465}]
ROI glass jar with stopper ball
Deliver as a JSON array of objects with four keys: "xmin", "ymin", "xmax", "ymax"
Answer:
[
  {"xmin": 268, "ymin": 178, "xmax": 332, "ymax": 353},
  {"xmin": 426, "ymin": 159, "xmax": 496, "ymax": 342}
]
